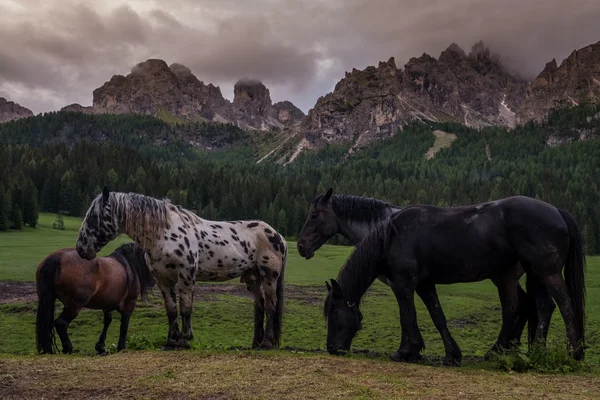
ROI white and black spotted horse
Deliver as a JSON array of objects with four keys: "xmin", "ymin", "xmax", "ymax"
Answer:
[{"xmin": 76, "ymin": 188, "xmax": 287, "ymax": 350}]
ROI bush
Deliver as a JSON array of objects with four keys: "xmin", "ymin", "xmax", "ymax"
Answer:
[
  {"xmin": 125, "ymin": 334, "xmax": 164, "ymax": 350},
  {"xmin": 493, "ymin": 342, "xmax": 585, "ymax": 373}
]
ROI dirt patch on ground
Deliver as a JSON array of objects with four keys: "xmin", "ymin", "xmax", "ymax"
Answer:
[
  {"xmin": 1, "ymin": 352, "xmax": 598, "ymax": 400},
  {"xmin": 0, "ymin": 281, "xmax": 37, "ymax": 304},
  {"xmin": 0, "ymin": 280, "xmax": 325, "ymax": 307}
]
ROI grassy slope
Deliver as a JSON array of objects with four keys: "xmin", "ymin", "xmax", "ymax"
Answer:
[
  {"xmin": 1, "ymin": 352, "xmax": 599, "ymax": 400},
  {"xmin": 0, "ymin": 213, "xmax": 599, "ymax": 398}
]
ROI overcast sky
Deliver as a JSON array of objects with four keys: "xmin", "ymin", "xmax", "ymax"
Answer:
[{"xmin": 1, "ymin": 0, "xmax": 599, "ymax": 114}]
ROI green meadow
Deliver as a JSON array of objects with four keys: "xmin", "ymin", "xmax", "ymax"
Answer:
[
  {"xmin": 0, "ymin": 213, "xmax": 598, "ymax": 365},
  {"xmin": 0, "ymin": 213, "xmax": 599, "ymax": 399}
]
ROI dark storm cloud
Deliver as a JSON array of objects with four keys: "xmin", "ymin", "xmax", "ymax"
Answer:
[{"xmin": 0, "ymin": 0, "xmax": 599, "ymax": 114}]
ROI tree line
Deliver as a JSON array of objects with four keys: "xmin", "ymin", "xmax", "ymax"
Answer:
[{"xmin": 0, "ymin": 104, "xmax": 598, "ymax": 254}]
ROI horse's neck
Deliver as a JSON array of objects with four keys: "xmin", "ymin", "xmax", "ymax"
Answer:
[
  {"xmin": 337, "ymin": 206, "xmax": 400, "ymax": 244},
  {"xmin": 116, "ymin": 193, "xmax": 168, "ymax": 251}
]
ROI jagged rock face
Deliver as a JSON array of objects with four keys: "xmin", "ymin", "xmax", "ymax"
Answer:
[
  {"xmin": 0, "ymin": 97, "xmax": 33, "ymax": 122},
  {"xmin": 301, "ymin": 40, "xmax": 600, "ymax": 149},
  {"xmin": 269, "ymin": 101, "xmax": 305, "ymax": 126},
  {"xmin": 91, "ymin": 59, "xmax": 303, "ymax": 130},
  {"xmin": 301, "ymin": 42, "xmax": 526, "ymax": 147},
  {"xmin": 518, "ymin": 41, "xmax": 600, "ymax": 123},
  {"xmin": 60, "ymin": 104, "xmax": 96, "ymax": 114},
  {"xmin": 301, "ymin": 57, "xmax": 405, "ymax": 146}
]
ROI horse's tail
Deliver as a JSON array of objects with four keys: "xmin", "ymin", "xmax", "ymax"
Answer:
[
  {"xmin": 559, "ymin": 208, "xmax": 586, "ymax": 352},
  {"xmin": 36, "ymin": 255, "xmax": 61, "ymax": 354},
  {"xmin": 273, "ymin": 238, "xmax": 287, "ymax": 348}
]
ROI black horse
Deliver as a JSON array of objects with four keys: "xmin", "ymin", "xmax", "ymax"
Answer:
[
  {"xmin": 298, "ymin": 189, "xmax": 529, "ymax": 366},
  {"xmin": 322, "ymin": 195, "xmax": 585, "ymax": 364}
]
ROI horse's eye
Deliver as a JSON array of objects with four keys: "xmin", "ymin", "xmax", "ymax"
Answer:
[{"xmin": 311, "ymin": 213, "xmax": 318, "ymax": 220}]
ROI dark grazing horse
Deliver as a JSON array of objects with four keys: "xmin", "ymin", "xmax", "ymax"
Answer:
[
  {"xmin": 36, "ymin": 242, "xmax": 155, "ymax": 354},
  {"xmin": 298, "ymin": 189, "xmax": 529, "ymax": 366},
  {"xmin": 323, "ymin": 195, "xmax": 586, "ymax": 363}
]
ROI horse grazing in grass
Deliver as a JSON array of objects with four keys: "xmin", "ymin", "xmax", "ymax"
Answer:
[
  {"xmin": 298, "ymin": 189, "xmax": 529, "ymax": 366},
  {"xmin": 322, "ymin": 195, "xmax": 585, "ymax": 364},
  {"xmin": 76, "ymin": 187, "xmax": 287, "ymax": 350},
  {"xmin": 36, "ymin": 242, "xmax": 154, "ymax": 354}
]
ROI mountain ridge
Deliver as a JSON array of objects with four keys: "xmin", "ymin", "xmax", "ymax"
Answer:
[{"xmin": 295, "ymin": 40, "xmax": 600, "ymax": 157}]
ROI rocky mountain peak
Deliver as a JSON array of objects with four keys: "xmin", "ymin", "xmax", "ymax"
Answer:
[
  {"xmin": 234, "ymin": 78, "xmax": 272, "ymax": 116},
  {"xmin": 469, "ymin": 40, "xmax": 491, "ymax": 62},
  {"xmin": 518, "ymin": 40, "xmax": 600, "ymax": 123},
  {"xmin": 89, "ymin": 60, "xmax": 303, "ymax": 130},
  {"xmin": 439, "ymin": 43, "xmax": 467, "ymax": 62},
  {"xmin": 0, "ymin": 97, "xmax": 34, "ymax": 122}
]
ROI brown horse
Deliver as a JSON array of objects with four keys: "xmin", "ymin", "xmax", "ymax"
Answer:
[{"xmin": 36, "ymin": 242, "xmax": 155, "ymax": 354}]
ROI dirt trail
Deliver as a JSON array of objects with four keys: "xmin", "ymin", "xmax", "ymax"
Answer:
[{"xmin": 0, "ymin": 281, "xmax": 324, "ymax": 306}]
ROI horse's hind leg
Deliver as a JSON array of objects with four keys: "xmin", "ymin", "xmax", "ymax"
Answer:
[
  {"xmin": 508, "ymin": 283, "xmax": 529, "ymax": 345},
  {"xmin": 488, "ymin": 278, "xmax": 519, "ymax": 355},
  {"xmin": 243, "ymin": 271, "xmax": 264, "ymax": 349},
  {"xmin": 259, "ymin": 272, "xmax": 278, "ymax": 350},
  {"xmin": 55, "ymin": 306, "xmax": 81, "ymax": 354},
  {"xmin": 117, "ymin": 312, "xmax": 132, "ymax": 351},
  {"xmin": 95, "ymin": 310, "xmax": 113, "ymax": 354},
  {"xmin": 156, "ymin": 278, "xmax": 181, "ymax": 350},
  {"xmin": 116, "ymin": 299, "xmax": 137, "ymax": 352},
  {"xmin": 416, "ymin": 282, "xmax": 461, "ymax": 366},
  {"xmin": 178, "ymin": 274, "xmax": 197, "ymax": 349},
  {"xmin": 527, "ymin": 274, "xmax": 555, "ymax": 346},
  {"xmin": 540, "ymin": 273, "xmax": 580, "ymax": 355}
]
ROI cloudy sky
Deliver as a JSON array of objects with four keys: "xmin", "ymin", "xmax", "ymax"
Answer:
[{"xmin": 1, "ymin": 0, "xmax": 600, "ymax": 114}]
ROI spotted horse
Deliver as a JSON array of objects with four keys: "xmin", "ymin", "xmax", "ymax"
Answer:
[{"xmin": 76, "ymin": 187, "xmax": 287, "ymax": 350}]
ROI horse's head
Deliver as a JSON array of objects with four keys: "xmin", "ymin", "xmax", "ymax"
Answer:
[
  {"xmin": 324, "ymin": 278, "xmax": 362, "ymax": 355},
  {"xmin": 76, "ymin": 186, "xmax": 119, "ymax": 260},
  {"xmin": 297, "ymin": 188, "xmax": 338, "ymax": 259}
]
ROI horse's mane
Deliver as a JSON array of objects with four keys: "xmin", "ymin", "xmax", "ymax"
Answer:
[
  {"xmin": 324, "ymin": 220, "xmax": 393, "ymax": 318},
  {"xmin": 313, "ymin": 194, "xmax": 398, "ymax": 223},
  {"xmin": 112, "ymin": 192, "xmax": 170, "ymax": 245},
  {"xmin": 110, "ymin": 242, "xmax": 155, "ymax": 300}
]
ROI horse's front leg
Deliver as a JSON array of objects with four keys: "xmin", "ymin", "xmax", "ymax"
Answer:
[
  {"xmin": 95, "ymin": 310, "xmax": 113, "ymax": 354},
  {"xmin": 178, "ymin": 270, "xmax": 196, "ymax": 349},
  {"xmin": 416, "ymin": 282, "xmax": 462, "ymax": 366},
  {"xmin": 390, "ymin": 269, "xmax": 422, "ymax": 363},
  {"xmin": 155, "ymin": 276, "xmax": 181, "ymax": 350}
]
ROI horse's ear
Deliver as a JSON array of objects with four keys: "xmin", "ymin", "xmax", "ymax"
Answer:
[
  {"xmin": 325, "ymin": 280, "xmax": 332, "ymax": 292},
  {"xmin": 330, "ymin": 278, "xmax": 342, "ymax": 297},
  {"xmin": 102, "ymin": 186, "xmax": 110, "ymax": 202},
  {"xmin": 322, "ymin": 188, "xmax": 333, "ymax": 202}
]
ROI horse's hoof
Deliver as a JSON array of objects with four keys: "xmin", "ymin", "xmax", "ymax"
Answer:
[
  {"xmin": 443, "ymin": 356, "xmax": 462, "ymax": 367},
  {"xmin": 389, "ymin": 350, "xmax": 421, "ymax": 363},
  {"xmin": 258, "ymin": 340, "xmax": 274, "ymax": 350},
  {"xmin": 160, "ymin": 342, "xmax": 178, "ymax": 351},
  {"xmin": 178, "ymin": 342, "xmax": 191, "ymax": 350},
  {"xmin": 573, "ymin": 348, "xmax": 585, "ymax": 362}
]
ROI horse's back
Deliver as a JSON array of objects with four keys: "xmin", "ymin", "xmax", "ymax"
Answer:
[
  {"xmin": 37, "ymin": 248, "xmax": 129, "ymax": 309},
  {"xmin": 387, "ymin": 196, "xmax": 569, "ymax": 282}
]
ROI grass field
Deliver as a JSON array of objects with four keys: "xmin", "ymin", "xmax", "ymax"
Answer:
[{"xmin": 0, "ymin": 213, "xmax": 599, "ymax": 399}]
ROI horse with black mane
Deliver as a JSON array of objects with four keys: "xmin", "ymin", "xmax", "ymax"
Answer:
[
  {"xmin": 298, "ymin": 189, "xmax": 530, "ymax": 366},
  {"xmin": 75, "ymin": 188, "xmax": 287, "ymax": 350},
  {"xmin": 322, "ymin": 195, "xmax": 585, "ymax": 364},
  {"xmin": 36, "ymin": 242, "xmax": 154, "ymax": 354}
]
